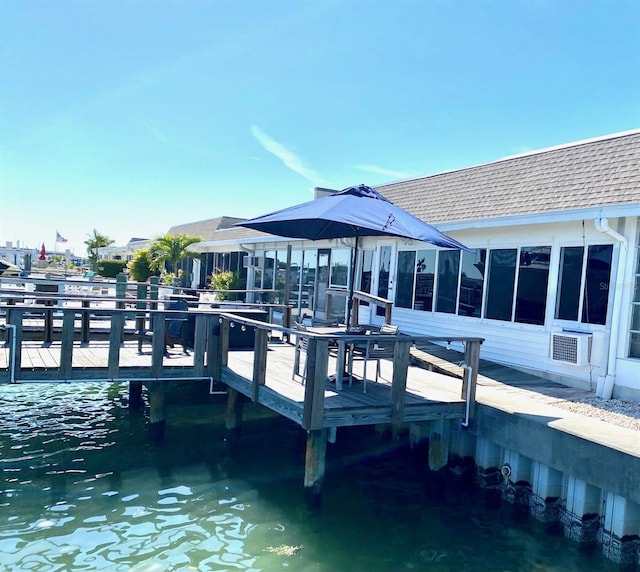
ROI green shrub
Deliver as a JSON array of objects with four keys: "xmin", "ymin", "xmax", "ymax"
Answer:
[
  {"xmin": 97, "ymin": 259, "xmax": 128, "ymax": 278},
  {"xmin": 208, "ymin": 270, "xmax": 241, "ymax": 300},
  {"xmin": 128, "ymin": 249, "xmax": 159, "ymax": 282}
]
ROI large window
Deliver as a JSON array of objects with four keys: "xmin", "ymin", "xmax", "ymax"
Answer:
[
  {"xmin": 485, "ymin": 249, "xmax": 517, "ymax": 321},
  {"xmin": 435, "ymin": 250, "xmax": 461, "ymax": 314},
  {"xmin": 330, "ymin": 248, "xmax": 350, "ymax": 287},
  {"xmin": 415, "ymin": 250, "xmax": 436, "ymax": 311},
  {"xmin": 630, "ymin": 231, "xmax": 640, "ymax": 358},
  {"xmin": 555, "ymin": 244, "xmax": 613, "ymax": 325},
  {"xmin": 514, "ymin": 246, "xmax": 551, "ymax": 325},
  {"xmin": 458, "ymin": 249, "xmax": 486, "ymax": 317},
  {"xmin": 396, "ymin": 251, "xmax": 416, "ymax": 309}
]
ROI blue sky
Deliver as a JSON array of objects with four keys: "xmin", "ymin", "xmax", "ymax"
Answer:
[{"xmin": 1, "ymin": 0, "xmax": 639, "ymax": 256}]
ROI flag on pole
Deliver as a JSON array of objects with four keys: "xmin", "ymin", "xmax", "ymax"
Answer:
[{"xmin": 56, "ymin": 231, "xmax": 68, "ymax": 243}]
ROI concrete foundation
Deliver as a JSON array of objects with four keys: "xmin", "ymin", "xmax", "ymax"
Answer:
[{"xmin": 410, "ymin": 419, "xmax": 640, "ymax": 567}]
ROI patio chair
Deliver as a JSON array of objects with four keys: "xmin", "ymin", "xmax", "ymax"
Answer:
[
  {"xmin": 349, "ymin": 324, "xmax": 399, "ymax": 392},
  {"xmin": 292, "ymin": 322, "xmax": 309, "ymax": 384}
]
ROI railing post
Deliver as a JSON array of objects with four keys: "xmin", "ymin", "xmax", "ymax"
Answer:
[
  {"xmin": 220, "ymin": 317, "xmax": 230, "ymax": 367},
  {"xmin": 463, "ymin": 340, "xmax": 481, "ymax": 420},
  {"xmin": 81, "ymin": 300, "xmax": 90, "ymax": 345},
  {"xmin": 206, "ymin": 314, "xmax": 221, "ymax": 384},
  {"xmin": 251, "ymin": 327, "xmax": 268, "ymax": 401},
  {"xmin": 353, "ymin": 298, "xmax": 360, "ymax": 326},
  {"xmin": 390, "ymin": 339, "xmax": 412, "ymax": 439},
  {"xmin": 115, "ymin": 273, "xmax": 127, "ymax": 310},
  {"xmin": 136, "ymin": 283, "xmax": 148, "ymax": 353},
  {"xmin": 148, "ymin": 277, "xmax": 159, "ymax": 333},
  {"xmin": 5, "ymin": 308, "xmax": 23, "ymax": 383},
  {"xmin": 384, "ymin": 302, "xmax": 392, "ymax": 325},
  {"xmin": 151, "ymin": 311, "xmax": 166, "ymax": 378},
  {"xmin": 59, "ymin": 310, "xmax": 75, "ymax": 379},
  {"xmin": 108, "ymin": 312, "xmax": 123, "ymax": 379},
  {"xmin": 192, "ymin": 314, "xmax": 207, "ymax": 376},
  {"xmin": 44, "ymin": 300, "xmax": 53, "ymax": 344},
  {"xmin": 302, "ymin": 337, "xmax": 328, "ymax": 431}
]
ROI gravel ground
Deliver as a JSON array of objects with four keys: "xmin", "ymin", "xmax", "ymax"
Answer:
[{"xmin": 554, "ymin": 396, "xmax": 640, "ymax": 431}]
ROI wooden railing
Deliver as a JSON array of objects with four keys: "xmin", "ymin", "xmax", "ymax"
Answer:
[{"xmin": 325, "ymin": 288, "xmax": 394, "ymax": 325}]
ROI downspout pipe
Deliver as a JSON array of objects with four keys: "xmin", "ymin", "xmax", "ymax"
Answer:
[{"xmin": 594, "ymin": 218, "xmax": 628, "ymax": 399}]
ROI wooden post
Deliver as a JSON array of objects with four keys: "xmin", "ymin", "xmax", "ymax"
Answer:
[
  {"xmin": 384, "ymin": 302, "xmax": 392, "ymax": 325},
  {"xmin": 59, "ymin": 310, "xmax": 75, "ymax": 379},
  {"xmin": 192, "ymin": 314, "xmax": 207, "ymax": 377},
  {"xmin": 136, "ymin": 283, "xmax": 148, "ymax": 353},
  {"xmin": 301, "ymin": 338, "xmax": 328, "ymax": 431},
  {"xmin": 251, "ymin": 327, "xmax": 268, "ymax": 401},
  {"xmin": 353, "ymin": 298, "xmax": 360, "ymax": 327},
  {"xmin": 220, "ymin": 318, "xmax": 230, "ymax": 367},
  {"xmin": 206, "ymin": 314, "xmax": 221, "ymax": 385},
  {"xmin": 304, "ymin": 428, "xmax": 328, "ymax": 508},
  {"xmin": 148, "ymin": 276, "xmax": 159, "ymax": 332},
  {"xmin": 148, "ymin": 380, "xmax": 166, "ymax": 441},
  {"xmin": 428, "ymin": 419, "xmax": 451, "ymax": 471},
  {"xmin": 6, "ymin": 309, "xmax": 23, "ymax": 382},
  {"xmin": 151, "ymin": 312, "xmax": 166, "ymax": 378},
  {"xmin": 129, "ymin": 381, "xmax": 143, "ymax": 410},
  {"xmin": 462, "ymin": 340, "xmax": 481, "ymax": 420},
  {"xmin": 115, "ymin": 273, "xmax": 127, "ymax": 309},
  {"xmin": 81, "ymin": 300, "xmax": 90, "ymax": 345},
  {"xmin": 225, "ymin": 388, "xmax": 244, "ymax": 430},
  {"xmin": 44, "ymin": 300, "xmax": 53, "ymax": 344},
  {"xmin": 108, "ymin": 312, "xmax": 123, "ymax": 380},
  {"xmin": 390, "ymin": 339, "xmax": 412, "ymax": 440}
]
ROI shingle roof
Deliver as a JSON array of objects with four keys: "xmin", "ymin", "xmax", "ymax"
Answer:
[
  {"xmin": 377, "ymin": 130, "xmax": 640, "ymax": 224},
  {"xmin": 166, "ymin": 216, "xmax": 248, "ymax": 241}
]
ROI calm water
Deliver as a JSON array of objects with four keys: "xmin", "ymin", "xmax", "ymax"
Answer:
[{"xmin": 0, "ymin": 382, "xmax": 617, "ymax": 572}]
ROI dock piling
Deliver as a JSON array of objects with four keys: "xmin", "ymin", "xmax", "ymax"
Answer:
[{"xmin": 304, "ymin": 428, "xmax": 328, "ymax": 509}]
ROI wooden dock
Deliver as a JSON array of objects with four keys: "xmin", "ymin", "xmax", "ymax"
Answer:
[{"xmin": 1, "ymin": 284, "xmax": 482, "ymax": 501}]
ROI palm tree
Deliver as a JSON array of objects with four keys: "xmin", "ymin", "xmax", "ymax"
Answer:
[
  {"xmin": 85, "ymin": 229, "xmax": 114, "ymax": 266},
  {"xmin": 149, "ymin": 233, "xmax": 202, "ymax": 275}
]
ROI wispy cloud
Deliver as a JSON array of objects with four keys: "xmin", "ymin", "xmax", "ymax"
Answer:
[
  {"xmin": 141, "ymin": 121, "xmax": 215, "ymax": 158},
  {"xmin": 251, "ymin": 125, "xmax": 325, "ymax": 186},
  {"xmin": 352, "ymin": 164, "xmax": 412, "ymax": 181}
]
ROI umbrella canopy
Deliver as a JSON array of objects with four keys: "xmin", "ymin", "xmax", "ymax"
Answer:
[
  {"xmin": 237, "ymin": 184, "xmax": 468, "ymax": 327},
  {"xmin": 39, "ymin": 243, "xmax": 46, "ymax": 261},
  {"xmin": 238, "ymin": 184, "xmax": 467, "ymax": 248}
]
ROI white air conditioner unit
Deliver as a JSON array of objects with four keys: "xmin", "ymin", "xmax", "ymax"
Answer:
[
  {"xmin": 550, "ymin": 332, "xmax": 592, "ymax": 366},
  {"xmin": 242, "ymin": 256, "xmax": 263, "ymax": 268}
]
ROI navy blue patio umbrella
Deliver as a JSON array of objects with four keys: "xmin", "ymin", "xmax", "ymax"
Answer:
[{"xmin": 236, "ymin": 184, "xmax": 468, "ymax": 328}]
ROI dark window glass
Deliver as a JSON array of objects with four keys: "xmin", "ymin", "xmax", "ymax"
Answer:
[
  {"xmin": 376, "ymin": 246, "xmax": 392, "ymax": 316},
  {"xmin": 263, "ymin": 251, "xmax": 276, "ymax": 289},
  {"xmin": 515, "ymin": 246, "xmax": 551, "ymax": 325},
  {"xmin": 556, "ymin": 247, "xmax": 584, "ymax": 321},
  {"xmin": 360, "ymin": 250, "xmax": 373, "ymax": 294},
  {"xmin": 435, "ymin": 250, "xmax": 460, "ymax": 314},
  {"xmin": 458, "ymin": 249, "xmax": 486, "ymax": 317},
  {"xmin": 485, "ymin": 249, "xmax": 517, "ymax": 321},
  {"xmin": 396, "ymin": 251, "xmax": 416, "ymax": 309},
  {"xmin": 629, "ymin": 332, "xmax": 640, "ymax": 359},
  {"xmin": 582, "ymin": 245, "xmax": 613, "ymax": 325},
  {"xmin": 414, "ymin": 250, "xmax": 436, "ymax": 311},
  {"xmin": 330, "ymin": 248, "xmax": 350, "ymax": 288}
]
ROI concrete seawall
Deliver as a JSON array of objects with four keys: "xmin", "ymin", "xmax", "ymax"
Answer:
[{"xmin": 410, "ymin": 394, "xmax": 640, "ymax": 567}]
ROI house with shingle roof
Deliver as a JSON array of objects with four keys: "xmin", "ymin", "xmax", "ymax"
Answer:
[{"xmin": 187, "ymin": 129, "xmax": 640, "ymax": 401}]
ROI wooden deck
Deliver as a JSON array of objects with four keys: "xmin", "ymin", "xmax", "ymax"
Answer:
[
  {"xmin": 1, "ymin": 338, "xmax": 467, "ymax": 427},
  {"xmin": 223, "ymin": 344, "xmax": 466, "ymax": 428}
]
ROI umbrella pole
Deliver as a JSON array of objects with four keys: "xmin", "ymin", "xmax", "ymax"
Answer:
[{"xmin": 346, "ymin": 232, "xmax": 359, "ymax": 330}]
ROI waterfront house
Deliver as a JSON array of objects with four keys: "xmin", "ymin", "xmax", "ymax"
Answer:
[{"xmin": 184, "ymin": 130, "xmax": 640, "ymax": 402}]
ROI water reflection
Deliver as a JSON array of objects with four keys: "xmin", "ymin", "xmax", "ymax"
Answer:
[{"xmin": 0, "ymin": 382, "xmax": 617, "ymax": 571}]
